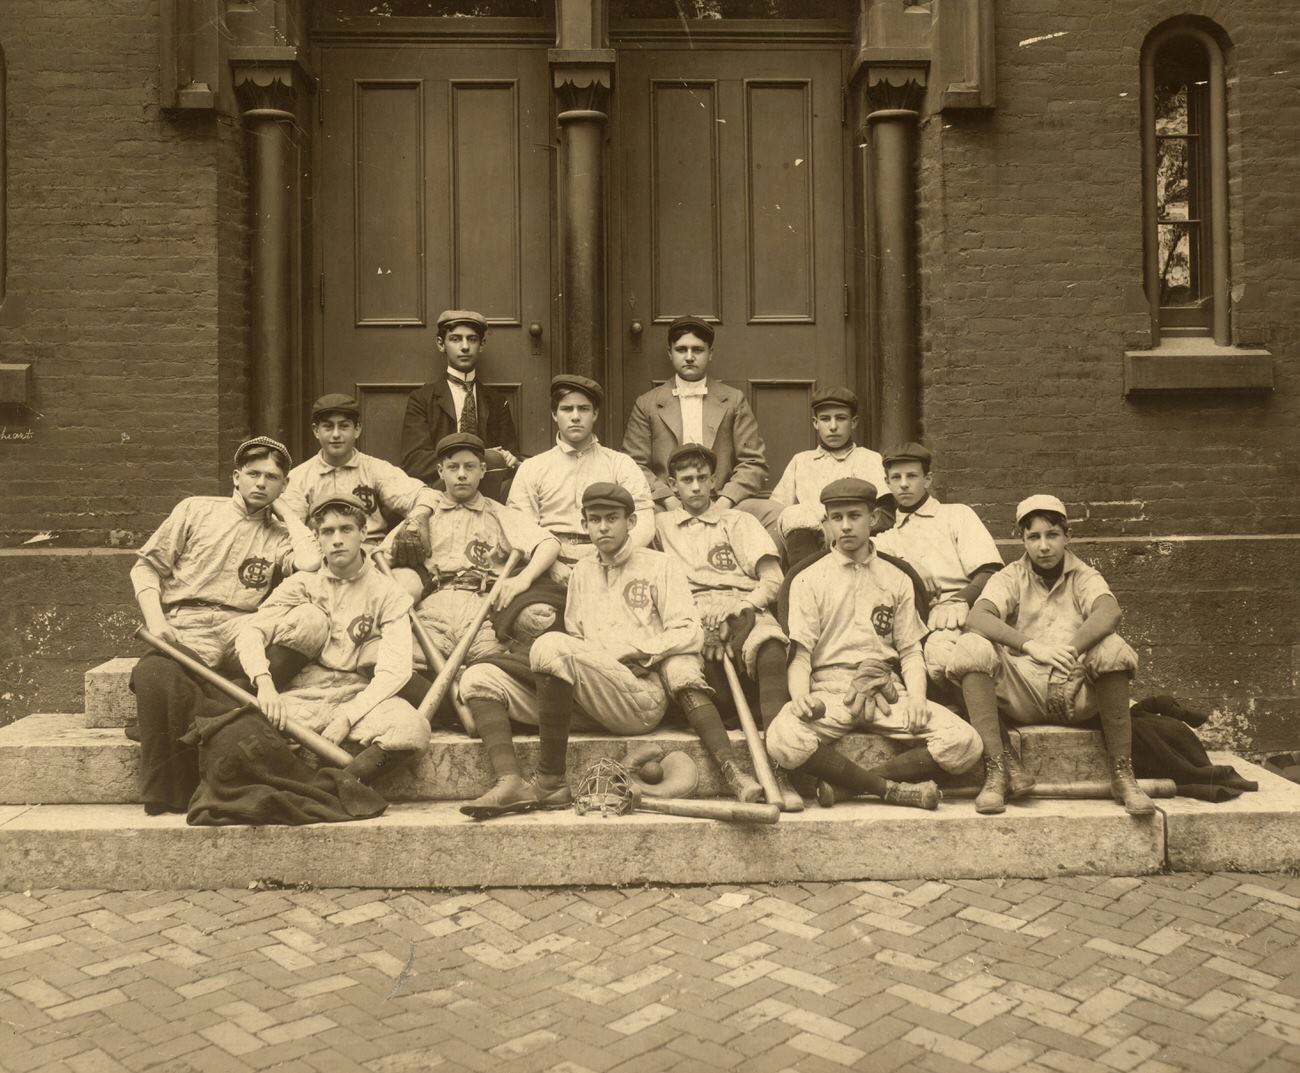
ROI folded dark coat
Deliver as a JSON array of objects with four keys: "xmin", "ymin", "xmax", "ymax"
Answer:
[{"xmin": 1130, "ymin": 711, "xmax": 1258, "ymax": 802}]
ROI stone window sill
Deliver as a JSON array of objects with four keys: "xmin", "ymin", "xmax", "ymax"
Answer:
[{"xmin": 1123, "ymin": 340, "xmax": 1273, "ymax": 395}]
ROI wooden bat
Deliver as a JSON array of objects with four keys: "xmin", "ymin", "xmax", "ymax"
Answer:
[
  {"xmin": 416, "ymin": 549, "xmax": 524, "ymax": 726},
  {"xmin": 630, "ymin": 788, "xmax": 780, "ymax": 825},
  {"xmin": 721, "ymin": 653, "xmax": 785, "ymax": 809},
  {"xmin": 374, "ymin": 554, "xmax": 477, "ymax": 737},
  {"xmin": 135, "ymin": 626, "xmax": 354, "ymax": 768},
  {"xmin": 942, "ymin": 779, "xmax": 1177, "ymax": 800}
]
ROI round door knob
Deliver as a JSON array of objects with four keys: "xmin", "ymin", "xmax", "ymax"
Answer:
[
  {"xmin": 630, "ymin": 320, "xmax": 644, "ymax": 336},
  {"xmin": 528, "ymin": 322, "xmax": 543, "ymax": 338}
]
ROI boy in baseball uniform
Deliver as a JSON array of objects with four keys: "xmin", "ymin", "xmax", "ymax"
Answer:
[
  {"xmin": 872, "ymin": 442, "xmax": 1005, "ymax": 683},
  {"xmin": 236, "ymin": 494, "xmax": 430, "ymax": 784},
  {"xmin": 458, "ymin": 481, "xmax": 761, "ymax": 818},
  {"xmin": 769, "ymin": 387, "xmax": 889, "ymax": 566},
  {"xmin": 385, "ymin": 431, "xmax": 560, "ymax": 679},
  {"xmin": 948, "ymin": 495, "xmax": 1155, "ymax": 816},
  {"xmin": 508, "ymin": 374, "xmax": 655, "ymax": 582},
  {"xmin": 765, "ymin": 478, "xmax": 983, "ymax": 809},
  {"xmin": 654, "ymin": 443, "xmax": 800, "ymax": 809}
]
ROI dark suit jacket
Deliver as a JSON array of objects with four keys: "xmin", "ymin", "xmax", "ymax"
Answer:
[
  {"xmin": 621, "ymin": 380, "xmax": 769, "ymax": 505},
  {"xmin": 400, "ymin": 379, "xmax": 519, "ymax": 486}
]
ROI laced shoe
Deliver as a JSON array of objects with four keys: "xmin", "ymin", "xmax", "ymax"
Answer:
[
  {"xmin": 1110, "ymin": 757, "xmax": 1155, "ymax": 815},
  {"xmin": 720, "ymin": 759, "xmax": 764, "ymax": 803},
  {"xmin": 1004, "ymin": 748, "xmax": 1036, "ymax": 799},
  {"xmin": 531, "ymin": 772, "xmax": 573, "ymax": 810},
  {"xmin": 459, "ymin": 774, "xmax": 538, "ymax": 820},
  {"xmin": 772, "ymin": 768, "xmax": 805, "ymax": 812},
  {"xmin": 882, "ymin": 779, "xmax": 942, "ymax": 811}
]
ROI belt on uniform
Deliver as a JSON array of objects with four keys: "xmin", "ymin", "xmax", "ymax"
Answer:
[
  {"xmin": 168, "ymin": 599, "xmax": 244, "ymax": 613},
  {"xmin": 554, "ymin": 532, "xmax": 592, "ymax": 545},
  {"xmin": 432, "ymin": 570, "xmax": 493, "ymax": 593}
]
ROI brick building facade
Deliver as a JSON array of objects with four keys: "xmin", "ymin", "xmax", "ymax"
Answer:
[{"xmin": 0, "ymin": 1, "xmax": 1295, "ymax": 751}]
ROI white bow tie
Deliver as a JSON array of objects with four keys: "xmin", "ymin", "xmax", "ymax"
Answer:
[{"xmin": 672, "ymin": 383, "xmax": 708, "ymax": 399}]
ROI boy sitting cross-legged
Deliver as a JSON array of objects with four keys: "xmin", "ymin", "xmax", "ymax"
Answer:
[
  {"xmin": 235, "ymin": 494, "xmax": 431, "ymax": 785},
  {"xmin": 765, "ymin": 478, "xmax": 983, "ymax": 810},
  {"xmin": 458, "ymin": 481, "xmax": 761, "ymax": 819},
  {"xmin": 949, "ymin": 495, "xmax": 1155, "ymax": 816},
  {"xmin": 770, "ymin": 386, "xmax": 889, "ymax": 566},
  {"xmin": 654, "ymin": 443, "xmax": 801, "ymax": 810}
]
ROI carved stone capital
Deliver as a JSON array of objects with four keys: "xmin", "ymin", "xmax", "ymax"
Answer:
[
  {"xmin": 550, "ymin": 49, "xmax": 615, "ymax": 116},
  {"xmin": 231, "ymin": 48, "xmax": 314, "ymax": 117},
  {"xmin": 861, "ymin": 62, "xmax": 928, "ymax": 115}
]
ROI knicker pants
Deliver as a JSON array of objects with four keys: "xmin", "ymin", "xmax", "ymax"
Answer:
[{"xmin": 280, "ymin": 665, "xmax": 431, "ymax": 752}]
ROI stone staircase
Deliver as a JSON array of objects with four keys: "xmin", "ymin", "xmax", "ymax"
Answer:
[{"xmin": 0, "ymin": 658, "xmax": 1296, "ymax": 891}]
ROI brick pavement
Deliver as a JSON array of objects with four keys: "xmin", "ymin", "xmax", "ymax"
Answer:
[{"xmin": 1, "ymin": 875, "xmax": 1299, "ymax": 1073}]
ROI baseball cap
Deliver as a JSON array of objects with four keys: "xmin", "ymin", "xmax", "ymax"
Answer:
[
  {"xmin": 309, "ymin": 492, "xmax": 368, "ymax": 521},
  {"xmin": 582, "ymin": 482, "xmax": 635, "ymax": 513},
  {"xmin": 311, "ymin": 393, "xmax": 361, "ymax": 423},
  {"xmin": 810, "ymin": 386, "xmax": 858, "ymax": 414},
  {"xmin": 667, "ymin": 314, "xmax": 715, "ymax": 346},
  {"xmin": 667, "ymin": 443, "xmax": 718, "ymax": 474},
  {"xmin": 435, "ymin": 432, "xmax": 487, "ymax": 460},
  {"xmin": 436, "ymin": 309, "xmax": 488, "ymax": 335},
  {"xmin": 882, "ymin": 441, "xmax": 933, "ymax": 468},
  {"xmin": 1015, "ymin": 494, "xmax": 1069, "ymax": 526},
  {"xmin": 234, "ymin": 436, "xmax": 292, "ymax": 471},
  {"xmin": 820, "ymin": 477, "xmax": 878, "ymax": 506},
  {"xmin": 551, "ymin": 373, "xmax": 604, "ymax": 407}
]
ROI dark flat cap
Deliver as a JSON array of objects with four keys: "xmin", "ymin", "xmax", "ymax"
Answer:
[
  {"xmin": 581, "ymin": 482, "xmax": 635, "ymax": 513},
  {"xmin": 881, "ymin": 441, "xmax": 932, "ymax": 468},
  {"xmin": 667, "ymin": 442, "xmax": 718, "ymax": 474},
  {"xmin": 311, "ymin": 393, "xmax": 361, "ymax": 422},
  {"xmin": 667, "ymin": 315, "xmax": 715, "ymax": 345},
  {"xmin": 551, "ymin": 373, "xmax": 604, "ymax": 407},
  {"xmin": 435, "ymin": 432, "xmax": 487, "ymax": 460},
  {"xmin": 820, "ymin": 477, "xmax": 878, "ymax": 506},
  {"xmin": 436, "ymin": 309, "xmax": 488, "ymax": 334},
  {"xmin": 811, "ymin": 386, "xmax": 859, "ymax": 414},
  {"xmin": 234, "ymin": 436, "xmax": 292, "ymax": 471},
  {"xmin": 309, "ymin": 492, "xmax": 369, "ymax": 520}
]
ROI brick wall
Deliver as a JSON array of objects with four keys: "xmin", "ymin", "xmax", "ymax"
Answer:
[
  {"xmin": 0, "ymin": 1, "xmax": 243, "ymax": 546},
  {"xmin": 918, "ymin": 0, "xmax": 1300, "ymax": 537}
]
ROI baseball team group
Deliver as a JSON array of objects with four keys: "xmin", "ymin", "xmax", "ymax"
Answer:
[{"xmin": 130, "ymin": 309, "xmax": 1157, "ymax": 822}]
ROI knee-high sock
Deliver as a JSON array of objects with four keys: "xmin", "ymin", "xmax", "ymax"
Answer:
[
  {"xmin": 960, "ymin": 672, "xmax": 1004, "ymax": 758},
  {"xmin": 1094, "ymin": 672, "xmax": 1133, "ymax": 759},
  {"xmin": 467, "ymin": 699, "xmax": 521, "ymax": 779},
  {"xmin": 754, "ymin": 640, "xmax": 789, "ymax": 728},
  {"xmin": 865, "ymin": 745, "xmax": 940, "ymax": 783},
  {"xmin": 536, "ymin": 673, "xmax": 575, "ymax": 777},
  {"xmin": 396, "ymin": 671, "xmax": 433, "ymax": 709},
  {"xmin": 681, "ymin": 690, "xmax": 737, "ymax": 764},
  {"xmin": 793, "ymin": 744, "xmax": 888, "ymax": 799}
]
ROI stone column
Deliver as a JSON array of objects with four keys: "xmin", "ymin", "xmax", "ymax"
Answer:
[
  {"xmin": 232, "ymin": 59, "xmax": 309, "ymax": 445},
  {"xmin": 551, "ymin": 55, "xmax": 614, "ymax": 388}
]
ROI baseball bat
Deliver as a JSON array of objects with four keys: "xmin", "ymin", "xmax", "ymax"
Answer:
[
  {"xmin": 134, "ymin": 626, "xmax": 354, "ymax": 768},
  {"xmin": 630, "ymin": 789, "xmax": 780, "ymax": 825},
  {"xmin": 416, "ymin": 549, "xmax": 523, "ymax": 726},
  {"xmin": 721, "ymin": 653, "xmax": 784, "ymax": 809},
  {"xmin": 942, "ymin": 779, "xmax": 1177, "ymax": 800},
  {"xmin": 374, "ymin": 555, "xmax": 477, "ymax": 737}
]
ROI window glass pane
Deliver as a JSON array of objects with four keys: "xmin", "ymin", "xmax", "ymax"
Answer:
[
  {"xmin": 1156, "ymin": 136, "xmax": 1192, "ymax": 220},
  {"xmin": 1158, "ymin": 222, "xmax": 1202, "ymax": 305},
  {"xmin": 611, "ymin": 0, "xmax": 850, "ymax": 17},
  {"xmin": 316, "ymin": 0, "xmax": 544, "ymax": 17},
  {"xmin": 1155, "ymin": 83, "xmax": 1187, "ymax": 135}
]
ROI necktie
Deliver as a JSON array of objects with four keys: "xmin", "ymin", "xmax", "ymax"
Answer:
[{"xmin": 451, "ymin": 375, "xmax": 478, "ymax": 433}]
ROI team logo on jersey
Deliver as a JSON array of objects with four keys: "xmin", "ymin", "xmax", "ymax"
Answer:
[
  {"xmin": 352, "ymin": 484, "xmax": 378, "ymax": 514},
  {"xmin": 706, "ymin": 542, "xmax": 738, "ymax": 572},
  {"xmin": 238, "ymin": 556, "xmax": 272, "ymax": 589},
  {"xmin": 623, "ymin": 578, "xmax": 657, "ymax": 610},
  {"xmin": 465, "ymin": 539, "xmax": 494, "ymax": 569},
  {"xmin": 347, "ymin": 613, "xmax": 375, "ymax": 645},
  {"xmin": 871, "ymin": 604, "xmax": 894, "ymax": 637}
]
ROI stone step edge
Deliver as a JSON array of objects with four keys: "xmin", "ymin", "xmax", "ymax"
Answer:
[
  {"xmin": 1, "ymin": 713, "xmax": 1117, "ymax": 804},
  {"xmin": 0, "ymin": 796, "xmax": 1166, "ymax": 890}
]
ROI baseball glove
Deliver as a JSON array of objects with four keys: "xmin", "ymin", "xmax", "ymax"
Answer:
[
  {"xmin": 844, "ymin": 657, "xmax": 899, "ymax": 727},
  {"xmin": 389, "ymin": 520, "xmax": 430, "ymax": 570}
]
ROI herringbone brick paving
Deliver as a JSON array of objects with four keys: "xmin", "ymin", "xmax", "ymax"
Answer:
[{"xmin": 1, "ymin": 876, "xmax": 1299, "ymax": 1072}]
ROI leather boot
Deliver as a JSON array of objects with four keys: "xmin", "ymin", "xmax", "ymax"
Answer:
[
  {"xmin": 1004, "ymin": 748, "xmax": 1036, "ymax": 799},
  {"xmin": 531, "ymin": 772, "xmax": 573, "ymax": 810},
  {"xmin": 459, "ymin": 774, "xmax": 539, "ymax": 820},
  {"xmin": 345, "ymin": 744, "xmax": 415, "ymax": 785},
  {"xmin": 882, "ymin": 779, "xmax": 942, "ymax": 811},
  {"xmin": 720, "ymin": 759, "xmax": 764, "ymax": 803},
  {"xmin": 772, "ymin": 768, "xmax": 805, "ymax": 812},
  {"xmin": 975, "ymin": 753, "xmax": 1010, "ymax": 815},
  {"xmin": 1110, "ymin": 756, "xmax": 1155, "ymax": 815}
]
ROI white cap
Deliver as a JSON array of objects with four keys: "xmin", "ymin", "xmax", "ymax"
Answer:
[{"xmin": 1015, "ymin": 494, "xmax": 1069, "ymax": 526}]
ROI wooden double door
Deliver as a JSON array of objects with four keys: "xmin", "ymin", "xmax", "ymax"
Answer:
[{"xmin": 317, "ymin": 41, "xmax": 851, "ymax": 477}]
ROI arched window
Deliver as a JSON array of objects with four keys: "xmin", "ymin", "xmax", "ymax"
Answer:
[{"xmin": 1141, "ymin": 21, "xmax": 1228, "ymax": 346}]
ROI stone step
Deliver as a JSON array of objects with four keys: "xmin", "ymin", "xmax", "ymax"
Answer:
[
  {"xmin": 0, "ymin": 713, "xmax": 1118, "ymax": 806},
  {"xmin": 1, "ymin": 758, "xmax": 1292, "ymax": 890},
  {"xmin": 84, "ymin": 657, "xmax": 138, "ymax": 728}
]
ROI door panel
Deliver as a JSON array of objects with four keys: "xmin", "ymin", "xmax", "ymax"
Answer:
[
  {"xmin": 318, "ymin": 47, "xmax": 553, "ymax": 460},
  {"xmin": 618, "ymin": 48, "xmax": 849, "ymax": 484}
]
